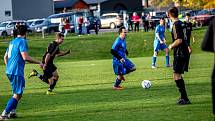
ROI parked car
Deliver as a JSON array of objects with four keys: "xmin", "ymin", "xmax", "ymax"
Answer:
[
  {"xmin": 191, "ymin": 9, "xmax": 215, "ymax": 26},
  {"xmin": 34, "ymin": 12, "xmax": 79, "ymax": 33},
  {"xmin": 0, "ymin": 20, "xmax": 26, "ymax": 37},
  {"xmin": 100, "ymin": 13, "xmax": 123, "ymax": 29},
  {"xmin": 27, "ymin": 19, "xmax": 45, "ymax": 31}
]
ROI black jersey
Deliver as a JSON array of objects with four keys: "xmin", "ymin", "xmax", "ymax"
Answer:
[
  {"xmin": 183, "ymin": 21, "xmax": 192, "ymax": 46},
  {"xmin": 171, "ymin": 20, "xmax": 189, "ymax": 58},
  {"xmin": 42, "ymin": 41, "xmax": 60, "ymax": 65}
]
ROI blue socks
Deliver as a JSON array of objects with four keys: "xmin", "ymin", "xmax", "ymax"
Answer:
[
  {"xmin": 166, "ymin": 56, "xmax": 170, "ymax": 66},
  {"xmin": 5, "ymin": 98, "xmax": 18, "ymax": 114},
  {"xmin": 152, "ymin": 56, "xmax": 157, "ymax": 66},
  {"xmin": 114, "ymin": 78, "xmax": 121, "ymax": 87}
]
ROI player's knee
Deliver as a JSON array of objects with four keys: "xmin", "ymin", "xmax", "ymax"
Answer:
[{"xmin": 13, "ymin": 94, "xmax": 22, "ymax": 101}]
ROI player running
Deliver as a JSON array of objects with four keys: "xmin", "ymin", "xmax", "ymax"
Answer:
[{"xmin": 28, "ymin": 32, "xmax": 70, "ymax": 94}]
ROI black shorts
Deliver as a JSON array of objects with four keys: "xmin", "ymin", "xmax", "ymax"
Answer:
[
  {"xmin": 43, "ymin": 64, "xmax": 57, "ymax": 78},
  {"xmin": 173, "ymin": 56, "xmax": 189, "ymax": 74}
]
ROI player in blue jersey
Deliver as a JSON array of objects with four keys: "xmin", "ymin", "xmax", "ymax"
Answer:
[
  {"xmin": 152, "ymin": 18, "xmax": 170, "ymax": 68},
  {"xmin": 0, "ymin": 25, "xmax": 43, "ymax": 120},
  {"xmin": 110, "ymin": 26, "xmax": 136, "ymax": 90}
]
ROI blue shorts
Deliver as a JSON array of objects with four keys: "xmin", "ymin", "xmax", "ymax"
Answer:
[
  {"xmin": 154, "ymin": 41, "xmax": 167, "ymax": 52},
  {"xmin": 113, "ymin": 58, "xmax": 135, "ymax": 75},
  {"xmin": 7, "ymin": 74, "xmax": 25, "ymax": 95}
]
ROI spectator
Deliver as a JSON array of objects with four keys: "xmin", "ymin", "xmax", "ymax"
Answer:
[
  {"xmin": 132, "ymin": 12, "xmax": 140, "ymax": 32},
  {"xmin": 141, "ymin": 12, "xmax": 146, "ymax": 32},
  {"xmin": 63, "ymin": 18, "xmax": 70, "ymax": 37},
  {"xmin": 84, "ymin": 17, "xmax": 90, "ymax": 35},
  {"xmin": 144, "ymin": 13, "xmax": 150, "ymax": 32},
  {"xmin": 59, "ymin": 18, "xmax": 64, "ymax": 33},
  {"xmin": 78, "ymin": 16, "xmax": 84, "ymax": 36},
  {"xmin": 128, "ymin": 15, "xmax": 133, "ymax": 31}
]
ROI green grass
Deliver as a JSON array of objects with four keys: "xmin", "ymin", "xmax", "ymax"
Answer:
[{"xmin": 0, "ymin": 28, "xmax": 214, "ymax": 121}]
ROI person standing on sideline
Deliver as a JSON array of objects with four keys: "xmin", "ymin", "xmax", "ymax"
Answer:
[
  {"xmin": 152, "ymin": 18, "xmax": 170, "ymax": 68},
  {"xmin": 0, "ymin": 25, "xmax": 43, "ymax": 120},
  {"xmin": 128, "ymin": 15, "xmax": 133, "ymax": 31},
  {"xmin": 110, "ymin": 26, "xmax": 136, "ymax": 90},
  {"xmin": 28, "ymin": 33, "xmax": 70, "ymax": 94},
  {"xmin": 168, "ymin": 7, "xmax": 191, "ymax": 105},
  {"xmin": 63, "ymin": 18, "xmax": 70, "ymax": 37},
  {"xmin": 78, "ymin": 16, "xmax": 84, "ymax": 36},
  {"xmin": 201, "ymin": 17, "xmax": 215, "ymax": 115},
  {"xmin": 132, "ymin": 12, "xmax": 140, "ymax": 32}
]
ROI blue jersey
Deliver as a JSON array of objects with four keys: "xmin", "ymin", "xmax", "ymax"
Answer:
[
  {"xmin": 154, "ymin": 25, "xmax": 165, "ymax": 43},
  {"xmin": 111, "ymin": 37, "xmax": 126, "ymax": 61},
  {"xmin": 6, "ymin": 37, "xmax": 28, "ymax": 77}
]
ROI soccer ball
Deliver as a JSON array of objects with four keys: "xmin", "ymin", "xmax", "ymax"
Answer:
[{"xmin": 141, "ymin": 80, "xmax": 151, "ymax": 89}]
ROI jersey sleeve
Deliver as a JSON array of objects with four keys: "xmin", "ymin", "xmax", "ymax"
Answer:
[
  {"xmin": 112, "ymin": 39, "xmax": 119, "ymax": 50},
  {"xmin": 19, "ymin": 39, "xmax": 28, "ymax": 52},
  {"xmin": 155, "ymin": 26, "xmax": 160, "ymax": 34},
  {"xmin": 172, "ymin": 22, "xmax": 184, "ymax": 40},
  {"xmin": 201, "ymin": 17, "xmax": 215, "ymax": 52}
]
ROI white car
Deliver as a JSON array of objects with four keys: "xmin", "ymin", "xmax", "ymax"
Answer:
[
  {"xmin": 0, "ymin": 20, "xmax": 26, "ymax": 37},
  {"xmin": 100, "ymin": 13, "xmax": 123, "ymax": 29},
  {"xmin": 27, "ymin": 19, "xmax": 45, "ymax": 32}
]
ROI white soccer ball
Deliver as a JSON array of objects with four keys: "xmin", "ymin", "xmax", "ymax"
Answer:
[{"xmin": 141, "ymin": 80, "xmax": 151, "ymax": 89}]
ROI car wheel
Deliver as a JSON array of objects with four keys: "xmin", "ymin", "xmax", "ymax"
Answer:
[
  {"xmin": 195, "ymin": 21, "xmax": 202, "ymax": 28},
  {"xmin": 110, "ymin": 23, "xmax": 116, "ymax": 29}
]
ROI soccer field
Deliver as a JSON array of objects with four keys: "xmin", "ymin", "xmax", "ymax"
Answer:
[
  {"xmin": 0, "ymin": 53, "xmax": 214, "ymax": 121},
  {"xmin": 0, "ymin": 28, "xmax": 214, "ymax": 121}
]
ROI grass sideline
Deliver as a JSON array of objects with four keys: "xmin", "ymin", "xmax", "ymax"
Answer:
[{"xmin": 0, "ymin": 28, "xmax": 214, "ymax": 121}]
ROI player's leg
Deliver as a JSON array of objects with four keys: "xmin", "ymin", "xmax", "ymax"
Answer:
[
  {"xmin": 48, "ymin": 70, "xmax": 59, "ymax": 92},
  {"xmin": 165, "ymin": 47, "xmax": 170, "ymax": 67},
  {"xmin": 152, "ymin": 42, "xmax": 159, "ymax": 68},
  {"xmin": 173, "ymin": 59, "xmax": 190, "ymax": 105},
  {"xmin": 1, "ymin": 75, "xmax": 25, "ymax": 119},
  {"xmin": 113, "ymin": 74, "xmax": 124, "ymax": 90},
  {"xmin": 28, "ymin": 69, "xmax": 49, "ymax": 84}
]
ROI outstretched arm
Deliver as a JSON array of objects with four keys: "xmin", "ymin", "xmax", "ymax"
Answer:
[
  {"xmin": 56, "ymin": 50, "xmax": 71, "ymax": 57},
  {"xmin": 4, "ymin": 52, "xmax": 8, "ymax": 65}
]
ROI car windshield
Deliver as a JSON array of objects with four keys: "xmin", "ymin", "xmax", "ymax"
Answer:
[{"xmin": 0, "ymin": 23, "xmax": 8, "ymax": 27}]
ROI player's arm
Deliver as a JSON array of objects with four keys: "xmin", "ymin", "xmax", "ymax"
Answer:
[
  {"xmin": 4, "ymin": 51, "xmax": 8, "ymax": 65},
  {"xmin": 21, "ymin": 52, "xmax": 41, "ymax": 65},
  {"xmin": 156, "ymin": 33, "xmax": 163, "ymax": 44},
  {"xmin": 56, "ymin": 50, "xmax": 71, "ymax": 57},
  {"xmin": 169, "ymin": 39, "xmax": 182, "ymax": 49},
  {"xmin": 110, "ymin": 49, "xmax": 124, "ymax": 62}
]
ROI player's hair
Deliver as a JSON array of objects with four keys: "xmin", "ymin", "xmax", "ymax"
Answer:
[
  {"xmin": 56, "ymin": 32, "xmax": 64, "ymax": 39},
  {"xmin": 17, "ymin": 25, "xmax": 27, "ymax": 36},
  {"xmin": 186, "ymin": 13, "xmax": 190, "ymax": 17},
  {"xmin": 168, "ymin": 7, "xmax": 178, "ymax": 18},
  {"xmin": 160, "ymin": 17, "xmax": 165, "ymax": 20},
  {"xmin": 118, "ymin": 26, "xmax": 126, "ymax": 34}
]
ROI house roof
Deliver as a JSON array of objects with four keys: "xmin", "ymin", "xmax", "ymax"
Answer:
[
  {"xmin": 54, "ymin": 0, "xmax": 87, "ymax": 9},
  {"xmin": 83, "ymin": 0, "xmax": 108, "ymax": 4}
]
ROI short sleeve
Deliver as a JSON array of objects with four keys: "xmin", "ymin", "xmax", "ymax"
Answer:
[
  {"xmin": 201, "ymin": 17, "xmax": 215, "ymax": 52},
  {"xmin": 112, "ymin": 39, "xmax": 119, "ymax": 50},
  {"xmin": 19, "ymin": 39, "xmax": 28, "ymax": 52},
  {"xmin": 155, "ymin": 26, "xmax": 160, "ymax": 34},
  {"xmin": 172, "ymin": 22, "xmax": 184, "ymax": 40},
  {"xmin": 47, "ymin": 43, "xmax": 60, "ymax": 56}
]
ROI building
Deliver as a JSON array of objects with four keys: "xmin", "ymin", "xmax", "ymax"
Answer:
[
  {"xmin": 0, "ymin": 0, "xmax": 54, "ymax": 22},
  {"xmin": 84, "ymin": 0, "xmax": 143, "ymax": 16},
  {"xmin": 54, "ymin": 0, "xmax": 89, "ymax": 13}
]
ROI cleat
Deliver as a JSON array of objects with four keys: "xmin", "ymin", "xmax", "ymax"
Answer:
[
  {"xmin": 28, "ymin": 69, "xmax": 38, "ymax": 79},
  {"xmin": 177, "ymin": 98, "xmax": 191, "ymax": 105},
  {"xmin": 8, "ymin": 110, "xmax": 17, "ymax": 119},
  {"xmin": 46, "ymin": 90, "xmax": 56, "ymax": 95},
  {"xmin": 113, "ymin": 86, "xmax": 124, "ymax": 90},
  {"xmin": 0, "ymin": 115, "xmax": 9, "ymax": 120},
  {"xmin": 151, "ymin": 65, "xmax": 157, "ymax": 69}
]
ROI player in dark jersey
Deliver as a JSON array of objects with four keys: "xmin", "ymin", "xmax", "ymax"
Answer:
[
  {"xmin": 28, "ymin": 33, "xmax": 70, "ymax": 94},
  {"xmin": 168, "ymin": 7, "xmax": 191, "ymax": 105}
]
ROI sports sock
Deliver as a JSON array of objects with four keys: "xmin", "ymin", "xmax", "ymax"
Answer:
[
  {"xmin": 166, "ymin": 55, "xmax": 170, "ymax": 66},
  {"xmin": 152, "ymin": 56, "xmax": 157, "ymax": 66},
  {"xmin": 50, "ymin": 79, "xmax": 58, "ymax": 90},
  {"xmin": 5, "ymin": 98, "xmax": 18, "ymax": 114},
  {"xmin": 114, "ymin": 78, "xmax": 121, "ymax": 87},
  {"xmin": 175, "ymin": 79, "xmax": 189, "ymax": 101},
  {"xmin": 39, "ymin": 75, "xmax": 49, "ymax": 84}
]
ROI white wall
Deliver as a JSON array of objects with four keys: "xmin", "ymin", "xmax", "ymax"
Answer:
[{"xmin": 0, "ymin": 0, "xmax": 12, "ymax": 22}]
